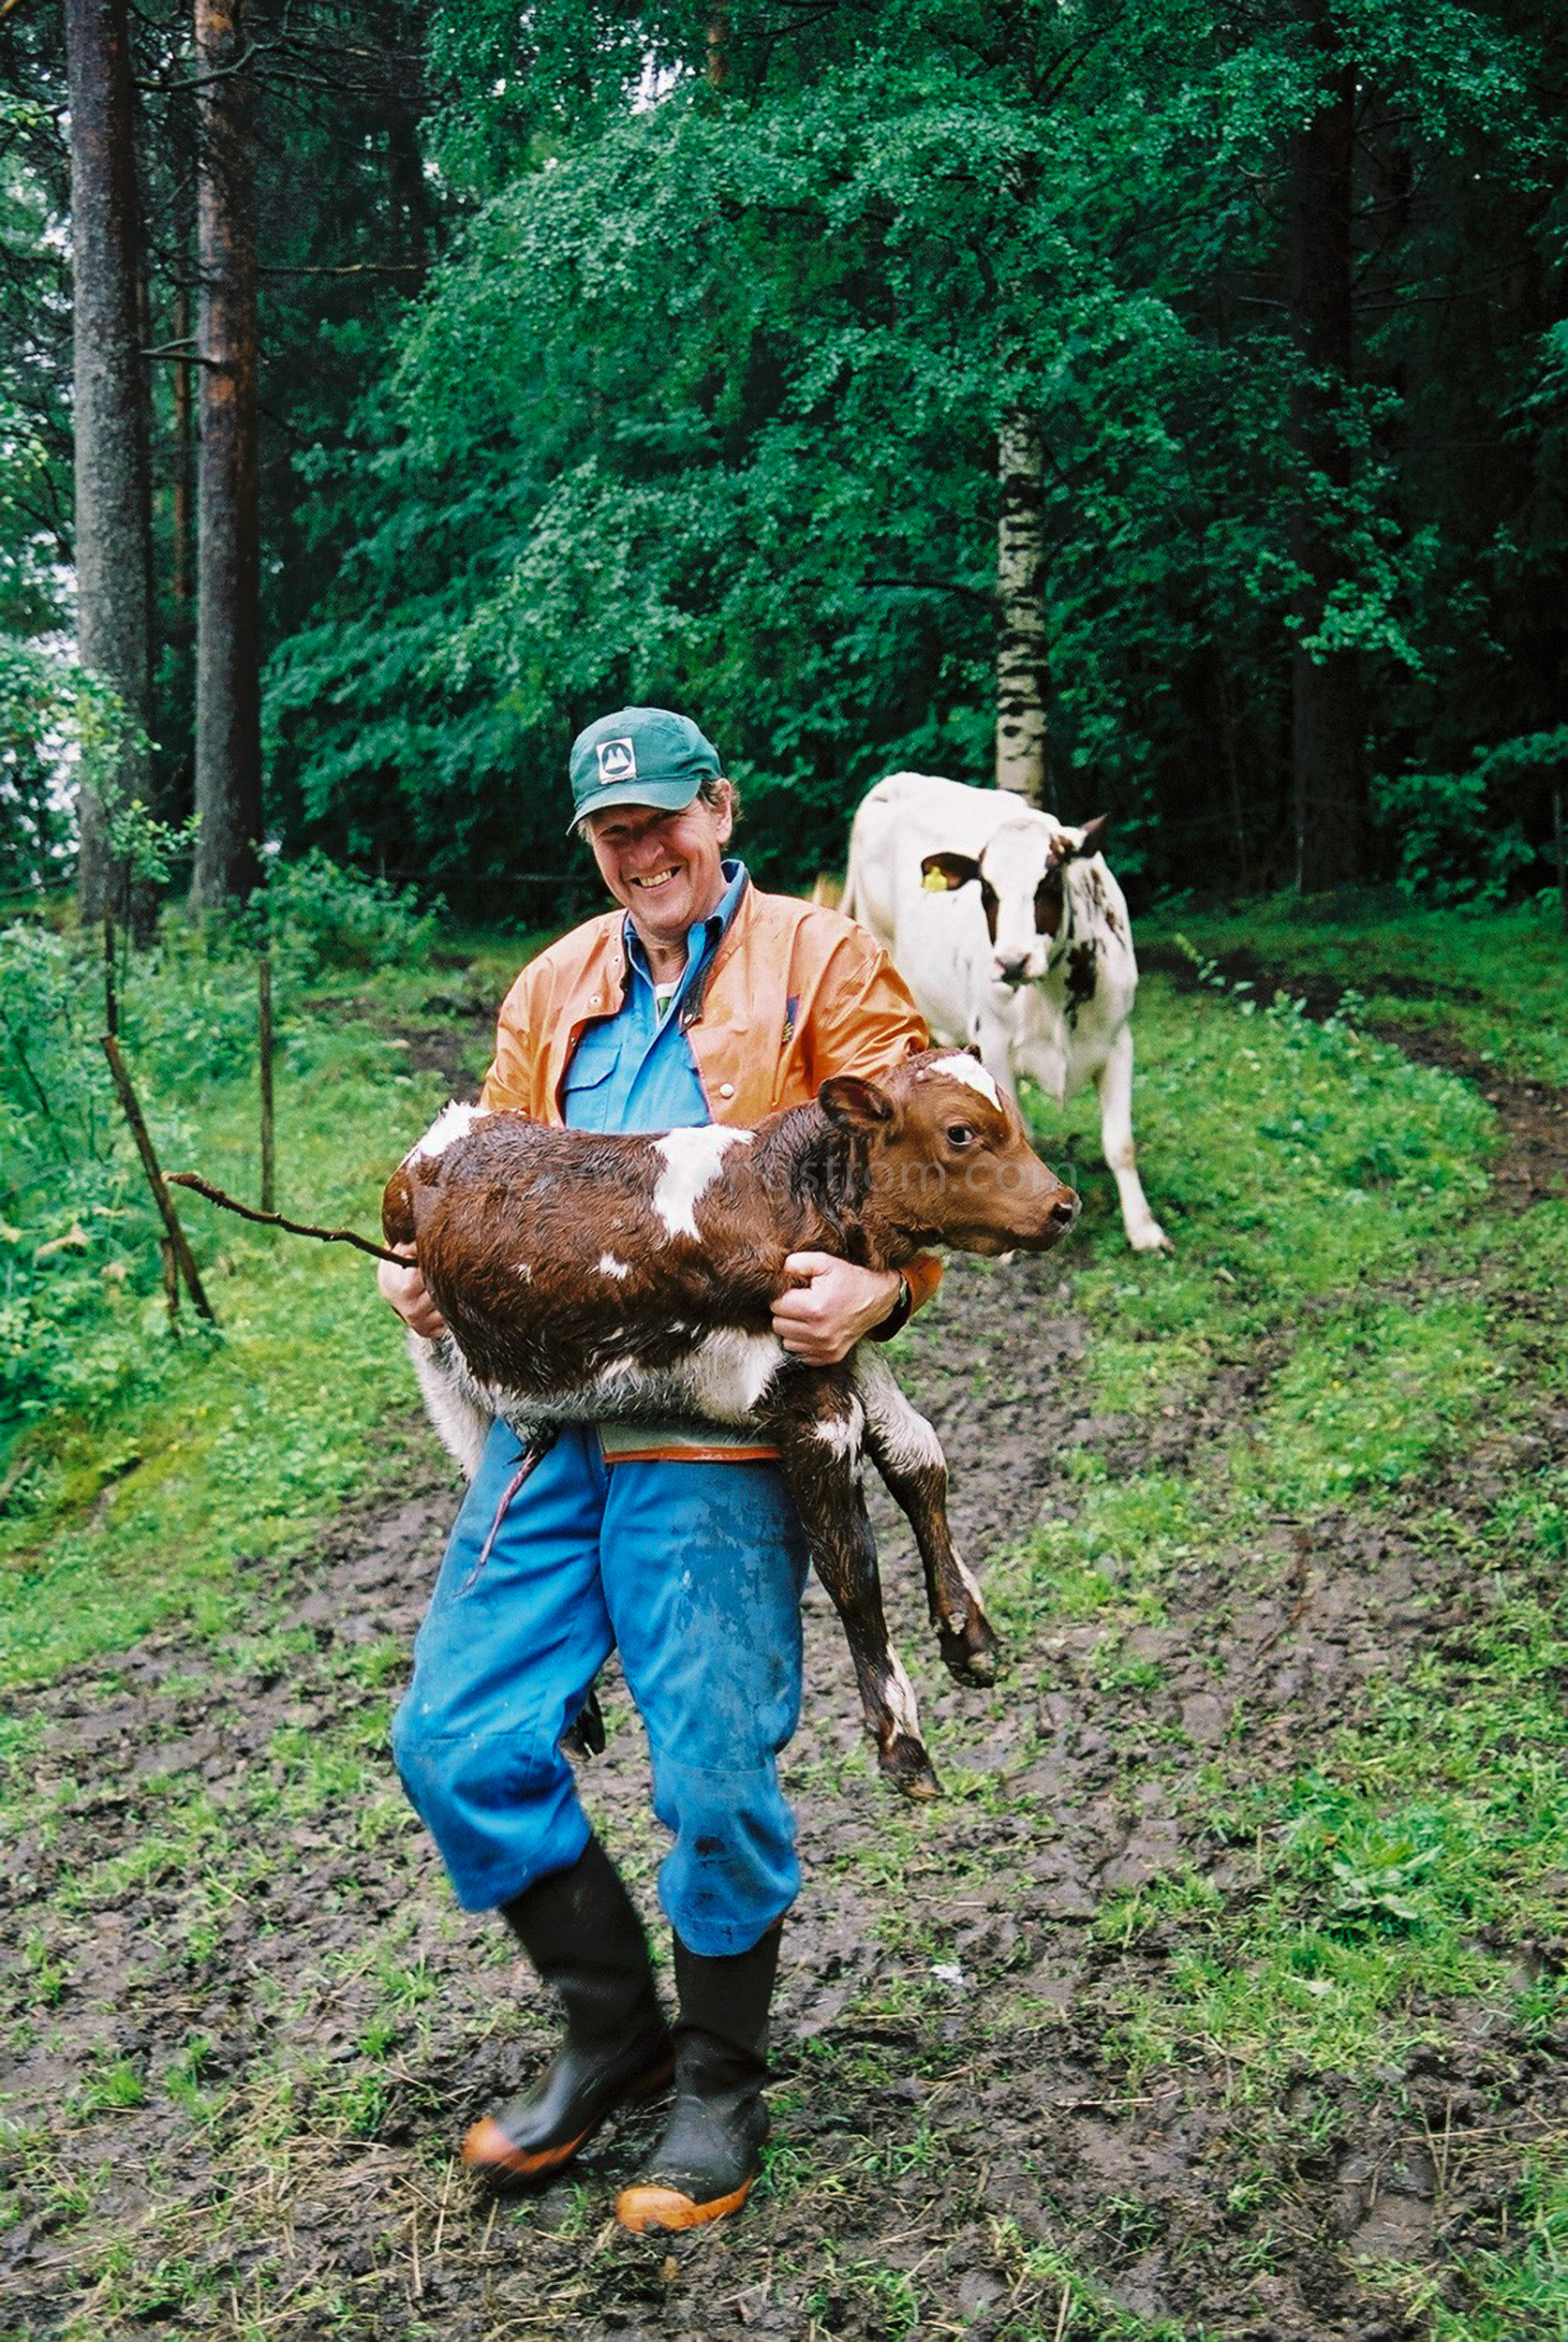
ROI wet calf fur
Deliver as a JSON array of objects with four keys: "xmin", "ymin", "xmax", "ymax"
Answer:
[{"xmin": 384, "ymin": 1050, "xmax": 1079, "ymax": 1796}]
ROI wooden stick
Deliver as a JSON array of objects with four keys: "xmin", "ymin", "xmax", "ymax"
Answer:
[
  {"xmin": 168, "ymin": 1169, "xmax": 404, "ymax": 1263},
  {"xmin": 1554, "ymin": 783, "xmax": 1566, "ymax": 938},
  {"xmin": 158, "ymin": 1233, "xmax": 180, "ymax": 1326},
  {"xmin": 102, "ymin": 907, "xmax": 118, "ymax": 1038},
  {"xmin": 258, "ymin": 947, "xmax": 275, "ymax": 1212},
  {"xmin": 100, "ymin": 1035, "xmax": 216, "ymax": 1321}
]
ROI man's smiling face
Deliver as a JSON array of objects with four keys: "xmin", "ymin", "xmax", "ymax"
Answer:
[{"xmin": 585, "ymin": 786, "xmax": 734, "ymax": 956}]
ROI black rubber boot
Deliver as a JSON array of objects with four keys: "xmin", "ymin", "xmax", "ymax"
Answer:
[
  {"xmin": 615, "ymin": 1921, "xmax": 781, "ymax": 2233},
  {"xmin": 462, "ymin": 1837, "xmax": 674, "ymax": 2190}
]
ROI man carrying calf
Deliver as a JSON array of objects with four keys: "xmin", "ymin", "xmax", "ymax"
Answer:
[{"xmin": 378, "ymin": 708, "xmax": 944, "ymax": 2232}]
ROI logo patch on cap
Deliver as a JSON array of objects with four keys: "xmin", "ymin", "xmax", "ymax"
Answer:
[{"xmin": 597, "ymin": 738, "xmax": 636, "ymax": 784}]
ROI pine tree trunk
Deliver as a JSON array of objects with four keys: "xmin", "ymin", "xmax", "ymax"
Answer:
[
  {"xmin": 995, "ymin": 407, "xmax": 1049, "ymax": 805},
  {"xmin": 67, "ymin": 0, "xmax": 155, "ymax": 921},
  {"xmin": 1289, "ymin": 7, "xmax": 1367, "ymax": 891},
  {"xmin": 190, "ymin": 0, "xmax": 262, "ymax": 909},
  {"xmin": 170, "ymin": 279, "xmax": 194, "ymax": 614}
]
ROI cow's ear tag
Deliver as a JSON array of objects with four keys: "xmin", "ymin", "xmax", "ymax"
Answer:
[{"xmin": 921, "ymin": 853, "xmax": 980, "ymax": 892}]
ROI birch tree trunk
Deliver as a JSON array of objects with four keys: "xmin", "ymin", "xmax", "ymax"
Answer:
[
  {"xmin": 995, "ymin": 407, "xmax": 1049, "ymax": 805},
  {"xmin": 1289, "ymin": 6, "xmax": 1368, "ymax": 890},
  {"xmin": 67, "ymin": 0, "xmax": 155, "ymax": 920},
  {"xmin": 190, "ymin": 0, "xmax": 262, "ymax": 909}
]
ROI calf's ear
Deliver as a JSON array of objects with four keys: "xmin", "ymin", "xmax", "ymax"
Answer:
[
  {"xmin": 819, "ymin": 1074, "xmax": 895, "ymax": 1130},
  {"xmin": 920, "ymin": 852, "xmax": 983, "ymax": 892}
]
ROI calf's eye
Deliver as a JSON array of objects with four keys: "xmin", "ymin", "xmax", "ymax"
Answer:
[{"xmin": 946, "ymin": 1124, "xmax": 975, "ymax": 1148}]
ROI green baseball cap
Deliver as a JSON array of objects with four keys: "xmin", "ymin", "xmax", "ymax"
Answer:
[{"xmin": 567, "ymin": 706, "xmax": 722, "ymax": 833}]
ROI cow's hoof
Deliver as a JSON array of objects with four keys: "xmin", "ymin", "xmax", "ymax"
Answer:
[
  {"xmin": 1130, "ymin": 1223, "xmax": 1173, "ymax": 1254},
  {"xmin": 881, "ymin": 1738, "xmax": 943, "ymax": 1801},
  {"xmin": 939, "ymin": 1619, "xmax": 1000, "ymax": 1687}
]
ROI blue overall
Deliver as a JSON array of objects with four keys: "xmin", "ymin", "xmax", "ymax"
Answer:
[{"xmin": 391, "ymin": 866, "xmax": 813, "ymax": 1956}]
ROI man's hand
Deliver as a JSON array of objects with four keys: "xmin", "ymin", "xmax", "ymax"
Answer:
[
  {"xmin": 772, "ymin": 1253, "xmax": 902, "ymax": 1366},
  {"xmin": 377, "ymin": 1242, "xmax": 448, "ymax": 1340}
]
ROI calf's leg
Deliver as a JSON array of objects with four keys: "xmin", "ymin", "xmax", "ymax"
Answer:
[
  {"xmin": 851, "ymin": 1348, "xmax": 998, "ymax": 1686},
  {"xmin": 769, "ymin": 1382, "xmax": 940, "ymax": 1801}
]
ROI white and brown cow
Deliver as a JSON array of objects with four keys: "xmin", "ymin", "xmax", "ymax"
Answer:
[
  {"xmin": 384, "ymin": 1052, "xmax": 1080, "ymax": 1800},
  {"xmin": 841, "ymin": 772, "xmax": 1170, "ymax": 1253}
]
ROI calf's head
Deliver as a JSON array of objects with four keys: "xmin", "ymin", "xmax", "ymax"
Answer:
[
  {"xmin": 821, "ymin": 1050, "xmax": 1079, "ymax": 1257},
  {"xmin": 922, "ymin": 813, "xmax": 1108, "ymax": 990}
]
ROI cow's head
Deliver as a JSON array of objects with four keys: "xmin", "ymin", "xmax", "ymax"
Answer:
[
  {"xmin": 920, "ymin": 813, "xmax": 1108, "ymax": 990},
  {"xmin": 820, "ymin": 1049, "xmax": 1080, "ymax": 1257}
]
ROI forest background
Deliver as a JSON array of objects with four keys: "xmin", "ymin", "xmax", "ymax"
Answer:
[{"xmin": 2, "ymin": 0, "xmax": 1565, "ymax": 926}]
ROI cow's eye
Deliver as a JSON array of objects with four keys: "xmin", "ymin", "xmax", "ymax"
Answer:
[{"xmin": 946, "ymin": 1123, "xmax": 976, "ymax": 1148}]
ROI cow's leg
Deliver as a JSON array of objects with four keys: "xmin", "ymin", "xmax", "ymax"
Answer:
[
  {"xmin": 768, "ymin": 1380, "xmax": 940, "ymax": 1801},
  {"xmin": 1096, "ymin": 1025, "xmax": 1170, "ymax": 1253},
  {"xmin": 851, "ymin": 1348, "xmax": 998, "ymax": 1686}
]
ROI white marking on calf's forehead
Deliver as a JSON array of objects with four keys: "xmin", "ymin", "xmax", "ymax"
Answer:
[
  {"xmin": 405, "ymin": 1099, "xmax": 484, "ymax": 1165},
  {"xmin": 597, "ymin": 1253, "xmax": 630, "ymax": 1280},
  {"xmin": 651, "ymin": 1124, "xmax": 752, "ymax": 1239},
  {"xmin": 932, "ymin": 1054, "xmax": 1002, "ymax": 1110}
]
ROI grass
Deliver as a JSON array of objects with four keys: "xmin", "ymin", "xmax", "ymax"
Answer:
[
  {"xmin": 1144, "ymin": 888, "xmax": 1568, "ymax": 1082},
  {"xmin": 0, "ymin": 942, "xmax": 499, "ymax": 1688}
]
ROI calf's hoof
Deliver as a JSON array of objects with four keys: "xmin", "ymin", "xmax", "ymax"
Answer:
[
  {"xmin": 939, "ymin": 1615, "xmax": 1000, "ymax": 1688},
  {"xmin": 880, "ymin": 1735, "xmax": 943, "ymax": 1801}
]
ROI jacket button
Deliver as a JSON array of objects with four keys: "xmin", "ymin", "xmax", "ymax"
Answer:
[{"xmin": 718, "ymin": 1082, "xmax": 735, "ymax": 1099}]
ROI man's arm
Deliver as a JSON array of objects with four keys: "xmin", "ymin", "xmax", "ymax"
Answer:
[{"xmin": 478, "ymin": 967, "xmax": 536, "ymax": 1116}]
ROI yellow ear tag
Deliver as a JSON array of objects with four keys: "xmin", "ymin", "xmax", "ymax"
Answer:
[{"xmin": 922, "ymin": 867, "xmax": 950, "ymax": 892}]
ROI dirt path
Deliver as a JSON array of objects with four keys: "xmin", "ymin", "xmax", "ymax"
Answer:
[{"xmin": 2, "ymin": 1002, "xmax": 1563, "ymax": 2340}]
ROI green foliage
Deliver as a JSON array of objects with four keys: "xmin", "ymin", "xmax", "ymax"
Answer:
[
  {"xmin": 261, "ymin": 0, "xmax": 1563, "ymax": 903},
  {"xmin": 0, "ymin": 854, "xmax": 441, "ymax": 1445},
  {"xmin": 1375, "ymin": 746, "xmax": 1558, "ymax": 907},
  {"xmin": 259, "ymin": 848, "xmax": 441, "ymax": 976}
]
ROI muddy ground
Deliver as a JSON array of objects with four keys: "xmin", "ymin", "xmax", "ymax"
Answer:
[{"xmin": 1, "ymin": 993, "xmax": 1563, "ymax": 2340}]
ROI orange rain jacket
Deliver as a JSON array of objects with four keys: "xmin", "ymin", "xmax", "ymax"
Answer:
[{"xmin": 478, "ymin": 880, "xmax": 943, "ymax": 1318}]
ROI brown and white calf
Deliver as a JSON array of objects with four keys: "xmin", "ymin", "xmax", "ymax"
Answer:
[
  {"xmin": 384, "ymin": 1050, "xmax": 1079, "ymax": 1798},
  {"xmin": 843, "ymin": 772, "xmax": 1170, "ymax": 1253}
]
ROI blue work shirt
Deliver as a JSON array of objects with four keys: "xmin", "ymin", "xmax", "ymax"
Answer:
[{"xmin": 560, "ymin": 859, "xmax": 749, "ymax": 1136}]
